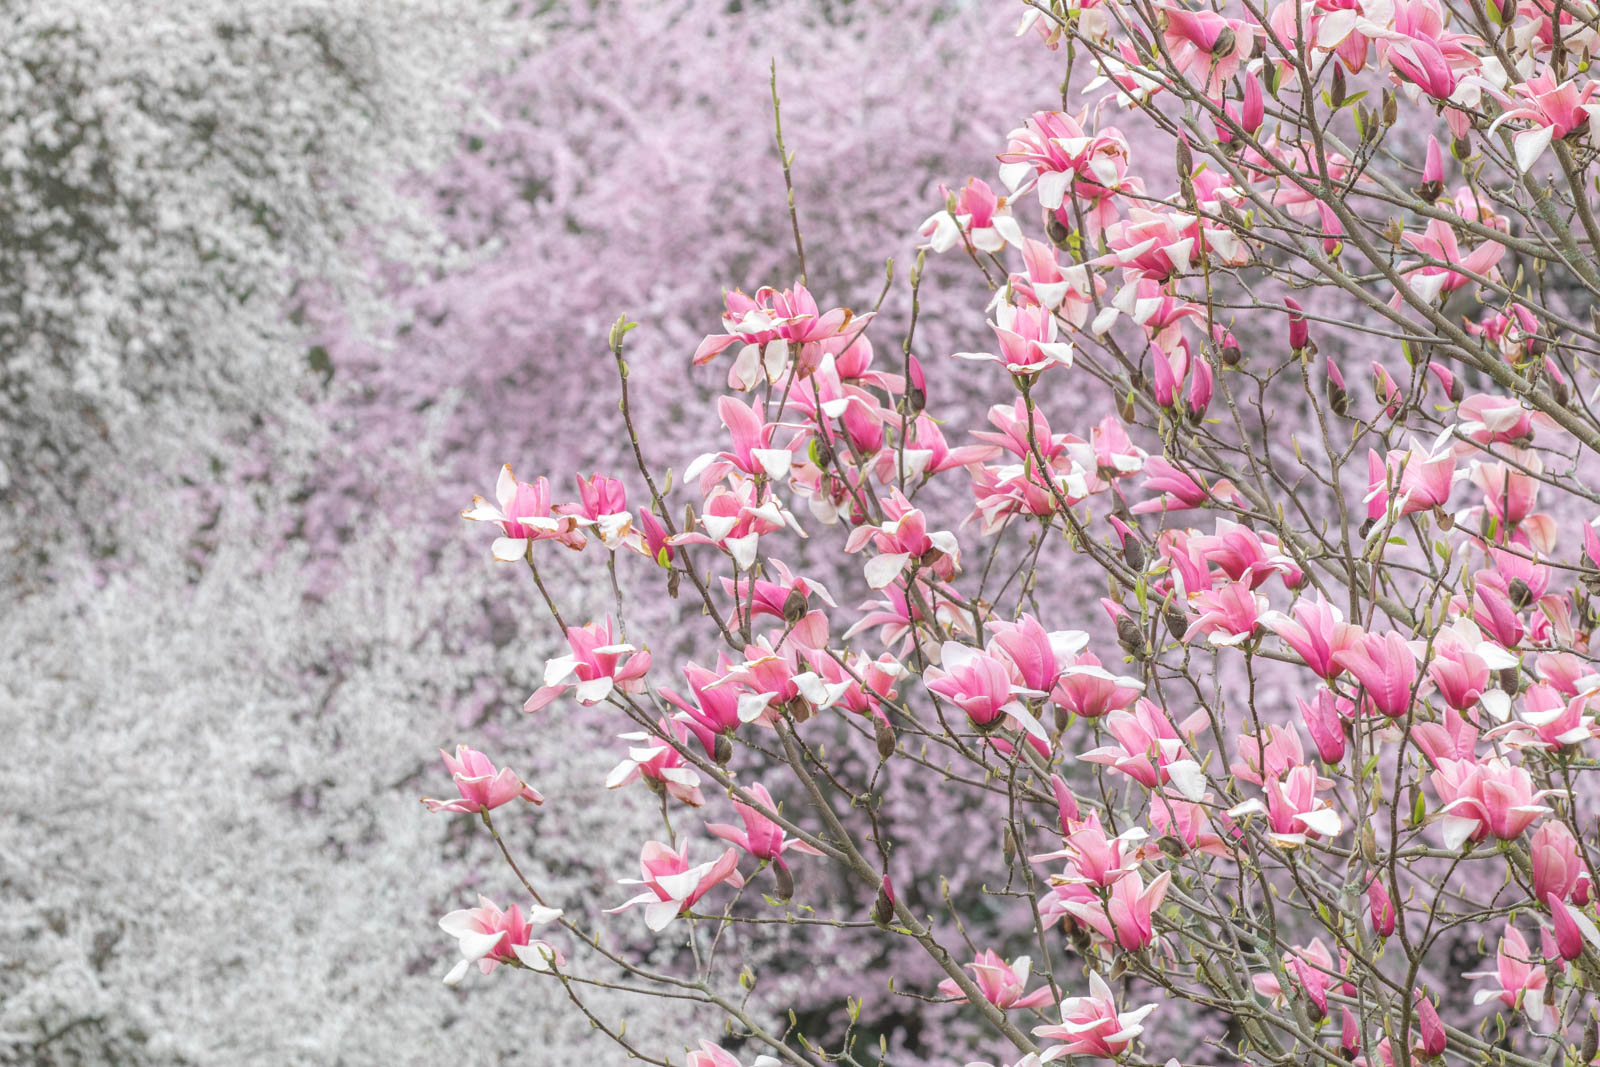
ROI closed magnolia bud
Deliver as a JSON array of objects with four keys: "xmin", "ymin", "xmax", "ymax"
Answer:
[
  {"xmin": 1118, "ymin": 392, "xmax": 1137, "ymax": 423},
  {"xmin": 1330, "ymin": 63, "xmax": 1347, "ymax": 107},
  {"xmin": 1123, "ymin": 536, "xmax": 1147, "ymax": 572},
  {"xmin": 714, "ymin": 733, "xmax": 734, "ymax": 765},
  {"xmin": 1360, "ymin": 823, "xmax": 1379, "ymax": 865},
  {"xmin": 871, "ymin": 881, "xmax": 895, "ymax": 928},
  {"xmin": 1551, "ymin": 372, "xmax": 1570, "ymax": 407},
  {"xmin": 813, "ymin": 434, "xmax": 834, "ymax": 468},
  {"xmin": 1328, "ymin": 379, "xmax": 1349, "ymax": 417},
  {"xmin": 875, "ymin": 717, "xmax": 896, "ymax": 760},
  {"xmin": 1176, "ymin": 138, "xmax": 1194, "ymax": 181},
  {"xmin": 1220, "ymin": 338, "xmax": 1243, "ymax": 366},
  {"xmin": 1213, "ymin": 26, "xmax": 1237, "ymax": 56},
  {"xmin": 1116, "ymin": 614, "xmax": 1147, "ymax": 659},
  {"xmin": 782, "ymin": 586, "xmax": 809, "ymax": 624},
  {"xmin": 1581, "ymin": 1015, "xmax": 1598, "ymax": 1063},
  {"xmin": 906, "ymin": 384, "xmax": 927, "ymax": 415},
  {"xmin": 1452, "ymin": 134, "xmax": 1472, "ymax": 159},
  {"xmin": 1381, "ymin": 90, "xmax": 1398, "ymax": 125},
  {"xmin": 1509, "ymin": 578, "xmax": 1533, "ymax": 611},
  {"xmin": 773, "ymin": 861, "xmax": 795, "ymax": 903},
  {"xmin": 1046, "ymin": 214, "xmax": 1072, "ymax": 247},
  {"xmin": 1002, "ymin": 825, "xmax": 1017, "ymax": 865},
  {"xmin": 1499, "ymin": 666, "xmax": 1521, "ymax": 694},
  {"xmin": 1165, "ymin": 602, "xmax": 1189, "ymax": 640}
]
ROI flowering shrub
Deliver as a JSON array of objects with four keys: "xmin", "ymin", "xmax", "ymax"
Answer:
[{"xmin": 428, "ymin": 0, "xmax": 1600, "ymax": 1064}]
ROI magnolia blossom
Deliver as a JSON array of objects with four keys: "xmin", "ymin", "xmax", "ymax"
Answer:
[
  {"xmin": 605, "ymin": 717, "xmax": 707, "ymax": 807},
  {"xmin": 608, "ymin": 841, "xmax": 746, "ymax": 932},
  {"xmin": 954, "ymin": 302, "xmax": 1075, "ymax": 377},
  {"xmin": 438, "ymin": 896, "xmax": 564, "ymax": 986},
  {"xmin": 1061, "ymin": 868, "xmax": 1172, "ymax": 950},
  {"xmin": 1430, "ymin": 756, "xmax": 1553, "ymax": 848},
  {"xmin": 920, "ymin": 176, "xmax": 1024, "ymax": 253},
  {"xmin": 937, "ymin": 950, "xmax": 1055, "ymax": 1011},
  {"xmin": 925, "ymin": 641, "xmax": 1050, "ymax": 741},
  {"xmin": 1033, "ymin": 972, "xmax": 1157, "ymax": 1059},
  {"xmin": 524, "ymin": 616, "xmax": 651, "ymax": 712},
  {"xmin": 421, "ymin": 745, "xmax": 543, "ymax": 815},
  {"xmin": 462, "ymin": 464, "xmax": 584, "ymax": 560},
  {"xmin": 1466, "ymin": 924, "xmax": 1549, "ymax": 1024},
  {"xmin": 844, "ymin": 488, "xmax": 961, "ymax": 589},
  {"xmin": 705, "ymin": 782, "xmax": 825, "ymax": 870},
  {"xmin": 1486, "ymin": 71, "xmax": 1600, "ymax": 172},
  {"xmin": 686, "ymin": 1041, "xmax": 781, "ymax": 1067}
]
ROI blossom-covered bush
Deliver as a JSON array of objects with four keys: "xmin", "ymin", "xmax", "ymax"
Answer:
[{"xmin": 427, "ymin": 0, "xmax": 1600, "ymax": 1064}]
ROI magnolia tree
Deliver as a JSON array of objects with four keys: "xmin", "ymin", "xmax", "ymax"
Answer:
[{"xmin": 426, "ymin": 0, "xmax": 1600, "ymax": 1063}]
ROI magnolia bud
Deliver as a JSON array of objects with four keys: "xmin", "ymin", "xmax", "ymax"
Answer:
[
  {"xmin": 773, "ymin": 862, "xmax": 795, "ymax": 903},
  {"xmin": 1381, "ymin": 90, "xmax": 1398, "ymax": 125},
  {"xmin": 1360, "ymin": 823, "xmax": 1379, "ymax": 865},
  {"xmin": 1002, "ymin": 825, "xmax": 1017, "ymax": 865},
  {"xmin": 1046, "ymin": 214, "xmax": 1072, "ymax": 247},
  {"xmin": 1117, "ymin": 392, "xmax": 1137, "ymax": 423},
  {"xmin": 813, "ymin": 434, "xmax": 834, "ymax": 468},
  {"xmin": 906, "ymin": 384, "xmax": 927, "ymax": 415},
  {"xmin": 875, "ymin": 718, "xmax": 896, "ymax": 761},
  {"xmin": 1550, "ymin": 372, "xmax": 1570, "ymax": 407},
  {"xmin": 1123, "ymin": 536, "xmax": 1147, "ymax": 573},
  {"xmin": 1164, "ymin": 602, "xmax": 1189, "ymax": 640},
  {"xmin": 1212, "ymin": 26, "xmax": 1237, "ymax": 56},
  {"xmin": 782, "ymin": 586, "xmax": 809, "ymax": 624},
  {"xmin": 1330, "ymin": 64, "xmax": 1347, "ymax": 108},
  {"xmin": 1499, "ymin": 666, "xmax": 1521, "ymax": 694},
  {"xmin": 1328, "ymin": 378, "xmax": 1349, "ymax": 417},
  {"xmin": 1116, "ymin": 614, "xmax": 1147, "ymax": 659},
  {"xmin": 1220, "ymin": 338, "xmax": 1243, "ymax": 366},
  {"xmin": 714, "ymin": 733, "xmax": 734, "ymax": 765},
  {"xmin": 1509, "ymin": 578, "xmax": 1533, "ymax": 611},
  {"xmin": 871, "ymin": 882, "xmax": 895, "ymax": 928},
  {"xmin": 1581, "ymin": 1015, "xmax": 1598, "ymax": 1063}
]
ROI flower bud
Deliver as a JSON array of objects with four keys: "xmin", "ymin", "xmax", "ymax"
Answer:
[
  {"xmin": 875, "ymin": 717, "xmax": 896, "ymax": 761},
  {"xmin": 1581, "ymin": 1014, "xmax": 1598, "ymax": 1063},
  {"xmin": 782, "ymin": 586, "xmax": 809, "ymax": 624},
  {"xmin": 1116, "ymin": 614, "xmax": 1147, "ymax": 659},
  {"xmin": 773, "ymin": 861, "xmax": 795, "ymax": 903},
  {"xmin": 714, "ymin": 733, "xmax": 734, "ymax": 765},
  {"xmin": 871, "ymin": 877, "xmax": 896, "ymax": 928}
]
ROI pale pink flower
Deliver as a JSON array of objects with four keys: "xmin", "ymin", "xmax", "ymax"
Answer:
[
  {"xmin": 524, "ymin": 616, "xmax": 651, "ymax": 713},
  {"xmin": 1033, "ymin": 810, "xmax": 1146, "ymax": 888},
  {"xmin": 1033, "ymin": 972, "xmax": 1157, "ymax": 1059},
  {"xmin": 706, "ymin": 782, "xmax": 825, "ymax": 870},
  {"xmin": 1486, "ymin": 71, "xmax": 1600, "ymax": 172},
  {"xmin": 987, "ymin": 614, "xmax": 1090, "ymax": 694},
  {"xmin": 608, "ymin": 840, "xmax": 746, "ymax": 932},
  {"xmin": 1261, "ymin": 592, "xmax": 1360, "ymax": 679},
  {"xmin": 438, "ymin": 896, "xmax": 564, "ymax": 985},
  {"xmin": 919, "ymin": 176, "xmax": 1024, "ymax": 253},
  {"xmin": 684, "ymin": 395, "xmax": 797, "ymax": 492},
  {"xmin": 938, "ymin": 950, "xmax": 1056, "ymax": 1011},
  {"xmin": 925, "ymin": 641, "xmax": 1049, "ymax": 742},
  {"xmin": 606, "ymin": 717, "xmax": 707, "ymax": 807},
  {"xmin": 1430, "ymin": 755, "xmax": 1552, "ymax": 848},
  {"xmin": 1227, "ymin": 765, "xmax": 1345, "ymax": 847},
  {"xmin": 1298, "ymin": 687, "xmax": 1351, "ymax": 764},
  {"xmin": 1466, "ymin": 924, "xmax": 1548, "ymax": 1024},
  {"xmin": 954, "ymin": 302, "xmax": 1075, "ymax": 377},
  {"xmin": 422, "ymin": 745, "xmax": 543, "ymax": 815},
  {"xmin": 687, "ymin": 1041, "xmax": 781, "ymax": 1067},
  {"xmin": 844, "ymin": 488, "xmax": 961, "ymax": 588},
  {"xmin": 1079, "ymin": 700, "xmax": 1205, "ymax": 795},
  {"xmin": 1185, "ymin": 580, "xmax": 1270, "ymax": 647},
  {"xmin": 560, "ymin": 473, "xmax": 637, "ymax": 550},
  {"xmin": 1051, "ymin": 651, "xmax": 1145, "ymax": 719},
  {"xmin": 1334, "ymin": 630, "xmax": 1418, "ymax": 718},
  {"xmin": 670, "ymin": 479, "xmax": 801, "ymax": 570},
  {"xmin": 1531, "ymin": 821, "xmax": 1592, "ymax": 905},
  {"xmin": 1397, "ymin": 219, "xmax": 1506, "ymax": 304},
  {"xmin": 1156, "ymin": 3, "xmax": 1257, "ymax": 94},
  {"xmin": 462, "ymin": 464, "xmax": 585, "ymax": 560}
]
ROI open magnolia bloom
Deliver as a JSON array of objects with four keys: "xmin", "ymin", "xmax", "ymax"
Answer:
[{"xmin": 437, "ymin": 897, "xmax": 564, "ymax": 986}]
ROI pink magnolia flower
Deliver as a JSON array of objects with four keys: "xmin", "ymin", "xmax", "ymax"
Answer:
[
  {"xmin": 684, "ymin": 395, "xmax": 796, "ymax": 492},
  {"xmin": 1466, "ymin": 924, "xmax": 1549, "ymax": 1024},
  {"xmin": 844, "ymin": 488, "xmax": 961, "ymax": 588},
  {"xmin": 1531, "ymin": 821, "xmax": 1592, "ymax": 905},
  {"xmin": 997, "ymin": 111, "xmax": 1134, "ymax": 222},
  {"xmin": 692, "ymin": 283, "xmax": 862, "ymax": 389},
  {"xmin": 706, "ymin": 782, "xmax": 825, "ymax": 870},
  {"xmin": 987, "ymin": 614, "xmax": 1090, "ymax": 694},
  {"xmin": 1253, "ymin": 938, "xmax": 1338, "ymax": 1017},
  {"xmin": 1051, "ymin": 651, "xmax": 1145, "ymax": 719},
  {"xmin": 954, "ymin": 302, "xmax": 1075, "ymax": 377},
  {"xmin": 1430, "ymin": 755, "xmax": 1553, "ymax": 848},
  {"xmin": 1227, "ymin": 765, "xmax": 1345, "ymax": 848},
  {"xmin": 1333, "ymin": 630, "xmax": 1417, "ymax": 718},
  {"xmin": 1397, "ymin": 219, "xmax": 1506, "ymax": 304},
  {"xmin": 1033, "ymin": 972, "xmax": 1158, "ymax": 1059},
  {"xmin": 1261, "ymin": 592, "xmax": 1360, "ymax": 679},
  {"xmin": 1033, "ymin": 810, "xmax": 1147, "ymax": 888},
  {"xmin": 1079, "ymin": 700, "xmax": 1206, "ymax": 795},
  {"xmin": 1231, "ymin": 725, "xmax": 1306, "ymax": 787},
  {"xmin": 608, "ymin": 840, "xmax": 746, "ymax": 932},
  {"xmin": 1008, "ymin": 237, "xmax": 1098, "ymax": 327},
  {"xmin": 687, "ymin": 1042, "xmax": 781, "ymax": 1067},
  {"xmin": 1298, "ymin": 687, "xmax": 1351, "ymax": 764},
  {"xmin": 938, "ymin": 950, "xmax": 1055, "ymax": 1011},
  {"xmin": 1486, "ymin": 71, "xmax": 1600, "ymax": 172},
  {"xmin": 1366, "ymin": 439, "xmax": 1460, "ymax": 520},
  {"xmin": 524, "ymin": 616, "xmax": 651, "ymax": 713},
  {"xmin": 919, "ymin": 176, "xmax": 1024, "ymax": 253},
  {"xmin": 606, "ymin": 717, "xmax": 707, "ymax": 807},
  {"xmin": 560, "ymin": 473, "xmax": 636, "ymax": 550},
  {"xmin": 1185, "ymin": 580, "xmax": 1270, "ymax": 647},
  {"xmin": 438, "ymin": 896, "xmax": 564, "ymax": 985},
  {"xmin": 1369, "ymin": 877, "xmax": 1397, "ymax": 936},
  {"xmin": 422, "ymin": 745, "xmax": 543, "ymax": 814},
  {"xmin": 670, "ymin": 479, "xmax": 801, "ymax": 570},
  {"xmin": 1415, "ymin": 992, "xmax": 1447, "ymax": 1057},
  {"xmin": 1548, "ymin": 897, "xmax": 1600, "ymax": 961},
  {"xmin": 1420, "ymin": 617, "xmax": 1518, "ymax": 715},
  {"xmin": 1098, "ymin": 206, "xmax": 1248, "ymax": 282},
  {"xmin": 1492, "ymin": 682, "xmax": 1597, "ymax": 750},
  {"xmin": 879, "ymin": 413, "xmax": 996, "ymax": 482},
  {"xmin": 1132, "ymin": 457, "xmax": 1240, "ymax": 514},
  {"xmin": 1157, "ymin": 3, "xmax": 1256, "ymax": 94},
  {"xmin": 719, "ymin": 560, "xmax": 837, "ymax": 630},
  {"xmin": 1412, "ymin": 705, "xmax": 1482, "ymax": 765},
  {"xmin": 1190, "ymin": 518, "xmax": 1302, "ymax": 590},
  {"xmin": 924, "ymin": 641, "xmax": 1050, "ymax": 742},
  {"xmin": 462, "ymin": 464, "xmax": 584, "ymax": 560},
  {"xmin": 660, "ymin": 662, "xmax": 744, "ymax": 758}
]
